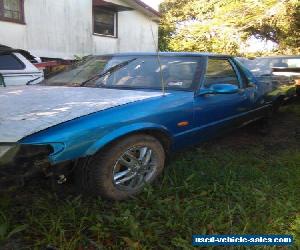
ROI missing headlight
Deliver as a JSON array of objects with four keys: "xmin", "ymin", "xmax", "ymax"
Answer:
[
  {"xmin": 0, "ymin": 144, "xmax": 53, "ymax": 168},
  {"xmin": 0, "ymin": 144, "xmax": 54, "ymax": 189}
]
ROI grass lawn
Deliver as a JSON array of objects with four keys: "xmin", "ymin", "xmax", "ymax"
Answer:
[{"xmin": 1, "ymin": 100, "xmax": 299, "ymax": 250}]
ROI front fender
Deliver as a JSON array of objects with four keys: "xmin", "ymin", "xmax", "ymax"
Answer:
[{"xmin": 85, "ymin": 123, "xmax": 172, "ymax": 156}]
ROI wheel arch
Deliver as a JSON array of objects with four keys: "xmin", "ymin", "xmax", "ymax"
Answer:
[{"xmin": 85, "ymin": 124, "xmax": 173, "ymax": 157}]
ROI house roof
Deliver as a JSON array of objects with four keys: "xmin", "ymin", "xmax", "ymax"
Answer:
[
  {"xmin": 93, "ymin": 0, "xmax": 133, "ymax": 11},
  {"xmin": 132, "ymin": 0, "xmax": 161, "ymax": 17},
  {"xmin": 94, "ymin": 0, "xmax": 161, "ymax": 21},
  {"xmin": 123, "ymin": 0, "xmax": 161, "ymax": 21}
]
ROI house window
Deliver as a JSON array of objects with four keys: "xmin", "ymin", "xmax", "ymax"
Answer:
[
  {"xmin": 0, "ymin": 0, "xmax": 24, "ymax": 23},
  {"xmin": 93, "ymin": 8, "xmax": 117, "ymax": 37}
]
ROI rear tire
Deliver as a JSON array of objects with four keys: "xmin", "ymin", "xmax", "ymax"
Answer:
[{"xmin": 75, "ymin": 134, "xmax": 165, "ymax": 200}]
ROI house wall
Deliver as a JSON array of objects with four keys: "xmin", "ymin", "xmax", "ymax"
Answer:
[{"xmin": 0, "ymin": 0, "xmax": 158, "ymax": 59}]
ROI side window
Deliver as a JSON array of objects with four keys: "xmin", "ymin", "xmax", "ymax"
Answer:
[
  {"xmin": 204, "ymin": 59, "xmax": 240, "ymax": 88},
  {"xmin": 0, "ymin": 54, "xmax": 25, "ymax": 70}
]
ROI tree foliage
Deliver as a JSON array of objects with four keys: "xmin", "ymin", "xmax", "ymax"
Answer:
[{"xmin": 159, "ymin": 0, "xmax": 300, "ymax": 55}]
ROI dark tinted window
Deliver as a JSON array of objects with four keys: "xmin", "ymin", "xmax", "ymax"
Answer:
[
  {"xmin": 93, "ymin": 8, "xmax": 116, "ymax": 37},
  {"xmin": 204, "ymin": 59, "xmax": 239, "ymax": 87},
  {"xmin": 0, "ymin": 54, "xmax": 25, "ymax": 70}
]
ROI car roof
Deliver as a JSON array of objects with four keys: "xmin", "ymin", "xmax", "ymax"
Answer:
[
  {"xmin": 98, "ymin": 52, "xmax": 233, "ymax": 58},
  {"xmin": 0, "ymin": 44, "xmax": 37, "ymax": 62}
]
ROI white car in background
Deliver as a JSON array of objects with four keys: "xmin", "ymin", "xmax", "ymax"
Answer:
[{"xmin": 0, "ymin": 49, "xmax": 44, "ymax": 86}]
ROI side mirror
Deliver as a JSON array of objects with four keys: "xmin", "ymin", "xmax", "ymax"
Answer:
[
  {"xmin": 198, "ymin": 83, "xmax": 239, "ymax": 95},
  {"xmin": 0, "ymin": 73, "xmax": 6, "ymax": 87}
]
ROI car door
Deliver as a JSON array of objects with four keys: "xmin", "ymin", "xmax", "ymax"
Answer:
[
  {"xmin": 232, "ymin": 59, "xmax": 261, "ymax": 117},
  {"xmin": 193, "ymin": 57, "xmax": 253, "ymax": 140}
]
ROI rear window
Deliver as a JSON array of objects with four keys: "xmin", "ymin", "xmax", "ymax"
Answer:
[
  {"xmin": 0, "ymin": 54, "xmax": 25, "ymax": 70},
  {"xmin": 240, "ymin": 57, "xmax": 300, "ymax": 76}
]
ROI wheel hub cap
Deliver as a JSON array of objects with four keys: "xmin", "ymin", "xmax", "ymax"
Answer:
[{"xmin": 112, "ymin": 146, "xmax": 157, "ymax": 190}]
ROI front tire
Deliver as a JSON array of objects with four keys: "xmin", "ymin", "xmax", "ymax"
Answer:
[{"xmin": 75, "ymin": 134, "xmax": 165, "ymax": 200}]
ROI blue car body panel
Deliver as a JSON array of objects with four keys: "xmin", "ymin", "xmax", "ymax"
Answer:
[
  {"xmin": 20, "ymin": 91, "xmax": 195, "ymax": 163},
  {"xmin": 18, "ymin": 54, "xmax": 275, "ymax": 165}
]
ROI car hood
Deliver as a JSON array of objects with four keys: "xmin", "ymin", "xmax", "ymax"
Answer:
[{"xmin": 0, "ymin": 85, "xmax": 163, "ymax": 142}]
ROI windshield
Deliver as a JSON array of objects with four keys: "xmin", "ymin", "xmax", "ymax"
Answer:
[
  {"xmin": 42, "ymin": 56, "xmax": 111, "ymax": 86},
  {"xmin": 42, "ymin": 55, "xmax": 203, "ymax": 91},
  {"xmin": 239, "ymin": 57, "xmax": 300, "ymax": 76}
]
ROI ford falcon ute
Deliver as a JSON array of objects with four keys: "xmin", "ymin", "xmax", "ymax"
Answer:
[{"xmin": 0, "ymin": 52, "xmax": 284, "ymax": 200}]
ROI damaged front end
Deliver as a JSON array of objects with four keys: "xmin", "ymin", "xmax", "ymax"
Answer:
[{"xmin": 0, "ymin": 143, "xmax": 53, "ymax": 189}]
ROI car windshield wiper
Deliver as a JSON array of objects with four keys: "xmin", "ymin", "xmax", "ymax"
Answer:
[{"xmin": 80, "ymin": 58, "xmax": 137, "ymax": 87}]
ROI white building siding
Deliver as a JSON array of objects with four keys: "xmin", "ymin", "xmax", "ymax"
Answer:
[
  {"xmin": 118, "ymin": 10, "xmax": 158, "ymax": 52},
  {"xmin": 0, "ymin": 0, "xmax": 158, "ymax": 59}
]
